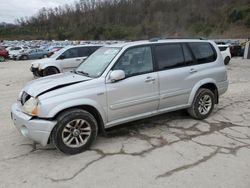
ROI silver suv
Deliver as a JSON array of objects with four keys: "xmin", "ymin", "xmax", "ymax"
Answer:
[{"xmin": 11, "ymin": 39, "xmax": 228, "ymax": 154}]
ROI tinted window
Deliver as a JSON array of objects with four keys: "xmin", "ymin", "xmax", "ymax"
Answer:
[
  {"xmin": 62, "ymin": 48, "xmax": 78, "ymax": 59},
  {"xmin": 189, "ymin": 42, "xmax": 217, "ymax": 64},
  {"xmin": 183, "ymin": 44, "xmax": 195, "ymax": 65},
  {"xmin": 155, "ymin": 44, "xmax": 185, "ymax": 70},
  {"xmin": 10, "ymin": 47, "xmax": 21, "ymax": 50},
  {"xmin": 78, "ymin": 47, "xmax": 90, "ymax": 57},
  {"xmin": 89, "ymin": 46, "xmax": 101, "ymax": 54},
  {"xmin": 218, "ymin": 46, "xmax": 227, "ymax": 51},
  {"xmin": 113, "ymin": 46, "xmax": 153, "ymax": 77}
]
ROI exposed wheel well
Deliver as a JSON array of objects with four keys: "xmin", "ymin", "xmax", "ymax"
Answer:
[
  {"xmin": 43, "ymin": 66, "xmax": 60, "ymax": 73},
  {"xmin": 54, "ymin": 105, "xmax": 105, "ymax": 135},
  {"xmin": 199, "ymin": 83, "xmax": 218, "ymax": 104}
]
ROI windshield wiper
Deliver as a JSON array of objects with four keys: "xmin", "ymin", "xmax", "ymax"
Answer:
[{"xmin": 73, "ymin": 70, "xmax": 91, "ymax": 77}]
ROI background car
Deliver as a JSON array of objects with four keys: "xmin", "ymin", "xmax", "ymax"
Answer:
[
  {"xmin": 0, "ymin": 47, "xmax": 9, "ymax": 62},
  {"xmin": 14, "ymin": 48, "xmax": 50, "ymax": 60},
  {"xmin": 218, "ymin": 45, "xmax": 232, "ymax": 65},
  {"xmin": 7, "ymin": 46, "xmax": 29, "ymax": 59},
  {"xmin": 31, "ymin": 45, "xmax": 101, "ymax": 77}
]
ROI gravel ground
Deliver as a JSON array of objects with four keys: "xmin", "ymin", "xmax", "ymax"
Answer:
[{"xmin": 0, "ymin": 58, "xmax": 250, "ymax": 188}]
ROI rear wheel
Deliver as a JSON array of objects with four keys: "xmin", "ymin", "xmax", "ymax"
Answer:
[
  {"xmin": 43, "ymin": 54, "xmax": 48, "ymax": 58},
  {"xmin": 188, "ymin": 88, "xmax": 215, "ymax": 120},
  {"xmin": 52, "ymin": 109, "xmax": 98, "ymax": 154},
  {"xmin": 224, "ymin": 56, "xmax": 230, "ymax": 65},
  {"xmin": 43, "ymin": 67, "xmax": 59, "ymax": 76}
]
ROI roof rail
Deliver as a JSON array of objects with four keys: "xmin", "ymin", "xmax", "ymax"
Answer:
[
  {"xmin": 149, "ymin": 37, "xmax": 207, "ymax": 42},
  {"xmin": 149, "ymin": 37, "xmax": 162, "ymax": 42},
  {"xmin": 164, "ymin": 37, "xmax": 207, "ymax": 40}
]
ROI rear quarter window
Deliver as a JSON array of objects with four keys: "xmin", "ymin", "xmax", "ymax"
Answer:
[
  {"xmin": 188, "ymin": 42, "xmax": 217, "ymax": 64},
  {"xmin": 218, "ymin": 46, "xmax": 228, "ymax": 51}
]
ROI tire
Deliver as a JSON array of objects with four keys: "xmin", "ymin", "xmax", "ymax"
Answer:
[
  {"xmin": 52, "ymin": 109, "xmax": 98, "ymax": 154},
  {"xmin": 22, "ymin": 55, "xmax": 28, "ymax": 60},
  {"xmin": 43, "ymin": 67, "xmax": 59, "ymax": 76},
  {"xmin": 187, "ymin": 88, "xmax": 215, "ymax": 120},
  {"xmin": 43, "ymin": 54, "xmax": 48, "ymax": 58},
  {"xmin": 224, "ymin": 56, "xmax": 230, "ymax": 65}
]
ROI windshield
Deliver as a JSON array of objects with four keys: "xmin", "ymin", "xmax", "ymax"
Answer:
[{"xmin": 76, "ymin": 47, "xmax": 121, "ymax": 78}]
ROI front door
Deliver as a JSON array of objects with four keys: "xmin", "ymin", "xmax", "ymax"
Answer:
[
  {"xmin": 106, "ymin": 46, "xmax": 159, "ymax": 123},
  {"xmin": 60, "ymin": 47, "xmax": 84, "ymax": 71}
]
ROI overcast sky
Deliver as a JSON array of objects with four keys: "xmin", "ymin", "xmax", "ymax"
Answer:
[{"xmin": 0, "ymin": 0, "xmax": 76, "ymax": 23}]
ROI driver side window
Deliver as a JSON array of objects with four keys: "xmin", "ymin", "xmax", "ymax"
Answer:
[{"xmin": 113, "ymin": 46, "xmax": 153, "ymax": 77}]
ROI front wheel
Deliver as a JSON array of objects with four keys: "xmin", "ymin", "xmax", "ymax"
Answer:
[
  {"xmin": 43, "ymin": 67, "xmax": 59, "ymax": 76},
  {"xmin": 188, "ymin": 88, "xmax": 215, "ymax": 120},
  {"xmin": 52, "ymin": 109, "xmax": 98, "ymax": 154}
]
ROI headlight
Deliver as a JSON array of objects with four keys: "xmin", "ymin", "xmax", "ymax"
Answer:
[
  {"xmin": 38, "ymin": 64, "xmax": 42, "ymax": 70},
  {"xmin": 23, "ymin": 97, "xmax": 39, "ymax": 116}
]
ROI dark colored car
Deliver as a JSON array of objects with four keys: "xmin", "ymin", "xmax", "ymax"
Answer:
[
  {"xmin": 0, "ymin": 47, "xmax": 9, "ymax": 61},
  {"xmin": 230, "ymin": 45, "xmax": 242, "ymax": 57}
]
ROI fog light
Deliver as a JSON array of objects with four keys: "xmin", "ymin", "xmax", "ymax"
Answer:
[{"xmin": 20, "ymin": 126, "xmax": 28, "ymax": 137}]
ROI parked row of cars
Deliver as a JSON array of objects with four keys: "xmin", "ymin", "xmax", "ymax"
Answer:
[
  {"xmin": 0, "ymin": 40, "xmax": 125, "ymax": 62},
  {"xmin": 11, "ymin": 39, "xmax": 229, "ymax": 154}
]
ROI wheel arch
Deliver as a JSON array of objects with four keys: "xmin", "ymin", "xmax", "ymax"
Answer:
[
  {"xmin": 189, "ymin": 80, "xmax": 219, "ymax": 105},
  {"xmin": 54, "ymin": 105, "xmax": 106, "ymax": 135},
  {"xmin": 40, "ymin": 63, "xmax": 62, "ymax": 73}
]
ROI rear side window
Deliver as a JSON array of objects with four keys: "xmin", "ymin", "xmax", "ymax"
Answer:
[
  {"xmin": 218, "ymin": 46, "xmax": 227, "ymax": 51},
  {"xmin": 189, "ymin": 42, "xmax": 217, "ymax": 64},
  {"xmin": 155, "ymin": 44, "xmax": 185, "ymax": 70},
  {"xmin": 182, "ymin": 44, "xmax": 195, "ymax": 66}
]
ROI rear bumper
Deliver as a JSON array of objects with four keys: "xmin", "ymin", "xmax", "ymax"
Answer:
[{"xmin": 11, "ymin": 103, "xmax": 57, "ymax": 146}]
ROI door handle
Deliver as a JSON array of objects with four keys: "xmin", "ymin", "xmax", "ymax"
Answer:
[
  {"xmin": 189, "ymin": 68, "xmax": 197, "ymax": 74},
  {"xmin": 145, "ymin": 77, "xmax": 156, "ymax": 83},
  {"xmin": 76, "ymin": 59, "xmax": 81, "ymax": 61}
]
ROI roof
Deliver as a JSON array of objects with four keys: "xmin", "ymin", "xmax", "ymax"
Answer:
[{"xmin": 105, "ymin": 39, "xmax": 212, "ymax": 48}]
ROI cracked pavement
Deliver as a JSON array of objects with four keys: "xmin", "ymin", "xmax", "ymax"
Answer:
[{"xmin": 0, "ymin": 58, "xmax": 250, "ymax": 188}]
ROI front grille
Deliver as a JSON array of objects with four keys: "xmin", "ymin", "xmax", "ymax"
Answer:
[{"xmin": 21, "ymin": 91, "xmax": 31, "ymax": 105}]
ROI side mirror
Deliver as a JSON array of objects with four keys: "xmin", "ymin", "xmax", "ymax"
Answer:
[{"xmin": 110, "ymin": 70, "xmax": 125, "ymax": 82}]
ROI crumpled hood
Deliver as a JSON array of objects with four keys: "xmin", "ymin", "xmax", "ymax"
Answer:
[
  {"xmin": 24, "ymin": 72, "xmax": 91, "ymax": 97},
  {"xmin": 31, "ymin": 58, "xmax": 55, "ymax": 68}
]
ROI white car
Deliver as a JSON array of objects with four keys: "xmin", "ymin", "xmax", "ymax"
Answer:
[
  {"xmin": 7, "ymin": 46, "xmax": 29, "ymax": 59},
  {"xmin": 217, "ymin": 45, "xmax": 231, "ymax": 65},
  {"xmin": 30, "ymin": 45, "xmax": 101, "ymax": 77}
]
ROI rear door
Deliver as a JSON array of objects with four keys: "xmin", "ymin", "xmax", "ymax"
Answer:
[{"xmin": 154, "ymin": 43, "xmax": 193, "ymax": 110}]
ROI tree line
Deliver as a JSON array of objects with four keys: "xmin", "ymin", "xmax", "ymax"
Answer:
[{"xmin": 0, "ymin": 0, "xmax": 250, "ymax": 40}]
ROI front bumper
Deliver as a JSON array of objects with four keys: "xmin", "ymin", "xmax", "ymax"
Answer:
[
  {"xmin": 30, "ymin": 66, "xmax": 42, "ymax": 77},
  {"xmin": 11, "ymin": 103, "xmax": 57, "ymax": 146}
]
